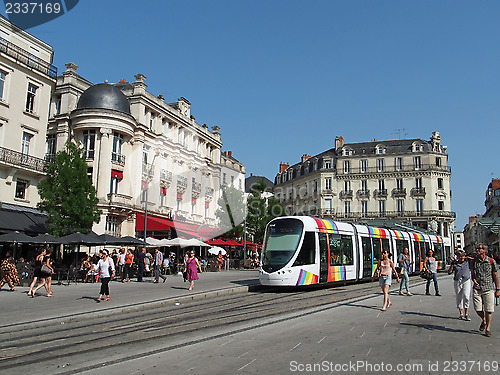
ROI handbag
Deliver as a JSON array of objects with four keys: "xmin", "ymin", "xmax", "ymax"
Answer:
[
  {"xmin": 41, "ymin": 264, "xmax": 51, "ymax": 274},
  {"xmin": 395, "ymin": 266, "xmax": 402, "ymax": 275},
  {"xmin": 419, "ymin": 270, "xmax": 431, "ymax": 280}
]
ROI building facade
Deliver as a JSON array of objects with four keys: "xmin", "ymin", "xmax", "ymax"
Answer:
[
  {"xmin": 47, "ymin": 63, "xmax": 243, "ymax": 239},
  {"xmin": 274, "ymin": 132, "xmax": 455, "ymax": 238},
  {"xmin": 0, "ymin": 16, "xmax": 56, "ymax": 234}
]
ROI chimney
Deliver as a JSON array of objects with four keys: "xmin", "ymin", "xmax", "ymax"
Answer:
[
  {"xmin": 279, "ymin": 162, "xmax": 289, "ymax": 173},
  {"xmin": 227, "ymin": 151, "xmax": 232, "ymax": 158},
  {"xmin": 119, "ymin": 79, "xmax": 126, "ymax": 83},
  {"xmin": 301, "ymin": 154, "xmax": 311, "ymax": 163},
  {"xmin": 335, "ymin": 136, "xmax": 345, "ymax": 150}
]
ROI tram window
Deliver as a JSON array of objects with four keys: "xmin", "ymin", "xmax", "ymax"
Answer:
[
  {"xmin": 329, "ymin": 234, "xmax": 341, "ymax": 266},
  {"xmin": 319, "ymin": 233, "xmax": 328, "ymax": 263},
  {"xmin": 372, "ymin": 239, "xmax": 383, "ymax": 261},
  {"xmin": 395, "ymin": 240, "xmax": 408, "ymax": 258},
  {"xmin": 433, "ymin": 244, "xmax": 443, "ymax": 260},
  {"xmin": 362, "ymin": 237, "xmax": 372, "ymax": 263},
  {"xmin": 329, "ymin": 234, "xmax": 353, "ymax": 266},
  {"xmin": 293, "ymin": 232, "xmax": 316, "ymax": 266}
]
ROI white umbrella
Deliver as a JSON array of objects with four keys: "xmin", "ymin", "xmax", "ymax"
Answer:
[
  {"xmin": 208, "ymin": 246, "xmax": 226, "ymax": 255},
  {"xmin": 161, "ymin": 238, "xmax": 193, "ymax": 247},
  {"xmin": 146, "ymin": 237, "xmax": 161, "ymax": 246},
  {"xmin": 185, "ymin": 238, "xmax": 211, "ymax": 247}
]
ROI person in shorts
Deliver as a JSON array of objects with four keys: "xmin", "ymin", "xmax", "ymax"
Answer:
[
  {"xmin": 471, "ymin": 244, "xmax": 500, "ymax": 337},
  {"xmin": 373, "ymin": 251, "xmax": 400, "ymax": 311}
]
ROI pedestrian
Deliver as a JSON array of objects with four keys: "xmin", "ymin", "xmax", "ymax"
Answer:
[
  {"xmin": 32, "ymin": 249, "xmax": 54, "ymax": 297},
  {"xmin": 217, "ymin": 251, "xmax": 223, "ymax": 272},
  {"xmin": 424, "ymin": 249, "xmax": 440, "ymax": 296},
  {"xmin": 373, "ymin": 250, "xmax": 400, "ymax": 311},
  {"xmin": 123, "ymin": 249, "xmax": 134, "ymax": 282},
  {"xmin": 137, "ymin": 248, "xmax": 146, "ymax": 282},
  {"xmin": 27, "ymin": 248, "xmax": 46, "ymax": 296},
  {"xmin": 117, "ymin": 248, "xmax": 126, "ymax": 281},
  {"xmin": 92, "ymin": 249, "xmax": 115, "ymax": 302},
  {"xmin": 153, "ymin": 248, "xmax": 167, "ymax": 283},
  {"xmin": 471, "ymin": 243, "xmax": 500, "ymax": 337},
  {"xmin": 224, "ymin": 252, "xmax": 230, "ymax": 271},
  {"xmin": 448, "ymin": 250, "xmax": 472, "ymax": 321},
  {"xmin": 186, "ymin": 251, "xmax": 202, "ymax": 291},
  {"xmin": 0, "ymin": 252, "xmax": 20, "ymax": 291},
  {"xmin": 182, "ymin": 251, "xmax": 189, "ymax": 282},
  {"xmin": 398, "ymin": 247, "xmax": 414, "ymax": 296}
]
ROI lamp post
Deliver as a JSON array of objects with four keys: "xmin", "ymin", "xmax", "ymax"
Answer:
[{"xmin": 144, "ymin": 153, "xmax": 159, "ymax": 244}]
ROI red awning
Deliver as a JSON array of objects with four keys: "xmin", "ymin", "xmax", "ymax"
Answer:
[
  {"xmin": 135, "ymin": 213, "xmax": 172, "ymax": 231},
  {"xmin": 111, "ymin": 170, "xmax": 123, "ymax": 179},
  {"xmin": 205, "ymin": 238, "xmax": 228, "ymax": 246}
]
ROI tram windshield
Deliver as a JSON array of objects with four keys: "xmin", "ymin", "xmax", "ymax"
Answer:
[{"xmin": 262, "ymin": 218, "xmax": 304, "ymax": 273}]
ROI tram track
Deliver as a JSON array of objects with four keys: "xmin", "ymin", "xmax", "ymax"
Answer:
[{"xmin": 0, "ymin": 281, "xmax": 383, "ymax": 374}]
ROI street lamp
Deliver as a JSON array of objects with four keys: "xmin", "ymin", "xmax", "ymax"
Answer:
[{"xmin": 144, "ymin": 153, "xmax": 159, "ymax": 244}]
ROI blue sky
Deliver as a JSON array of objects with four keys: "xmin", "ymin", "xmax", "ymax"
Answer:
[{"xmin": 3, "ymin": 1, "xmax": 499, "ymax": 230}]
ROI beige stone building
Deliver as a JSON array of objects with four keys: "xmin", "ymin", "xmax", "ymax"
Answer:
[
  {"xmin": 274, "ymin": 132, "xmax": 455, "ymax": 238},
  {"xmin": 0, "ymin": 16, "xmax": 56, "ymax": 234},
  {"xmin": 47, "ymin": 63, "xmax": 242, "ymax": 239}
]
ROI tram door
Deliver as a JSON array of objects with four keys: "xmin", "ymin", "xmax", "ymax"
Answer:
[
  {"xmin": 413, "ymin": 241, "xmax": 423, "ymax": 271},
  {"xmin": 318, "ymin": 233, "xmax": 328, "ymax": 283},
  {"xmin": 361, "ymin": 236, "xmax": 373, "ymax": 278}
]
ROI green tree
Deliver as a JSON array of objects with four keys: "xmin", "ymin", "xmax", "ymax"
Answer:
[
  {"xmin": 215, "ymin": 185, "xmax": 245, "ymax": 239},
  {"xmin": 37, "ymin": 141, "xmax": 101, "ymax": 236},
  {"xmin": 246, "ymin": 179, "xmax": 285, "ymax": 244}
]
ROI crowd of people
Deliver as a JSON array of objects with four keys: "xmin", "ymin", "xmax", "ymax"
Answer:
[{"xmin": 372, "ymin": 243, "xmax": 499, "ymax": 337}]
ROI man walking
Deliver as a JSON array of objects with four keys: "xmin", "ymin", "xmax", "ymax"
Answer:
[
  {"xmin": 137, "ymin": 248, "xmax": 146, "ymax": 282},
  {"xmin": 117, "ymin": 248, "xmax": 126, "ymax": 281},
  {"xmin": 471, "ymin": 243, "xmax": 500, "ymax": 337},
  {"xmin": 153, "ymin": 248, "xmax": 167, "ymax": 283}
]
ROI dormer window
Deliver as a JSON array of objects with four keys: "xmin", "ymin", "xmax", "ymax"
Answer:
[
  {"xmin": 412, "ymin": 142, "xmax": 424, "ymax": 152},
  {"xmin": 375, "ymin": 145, "xmax": 386, "ymax": 154},
  {"xmin": 324, "ymin": 160, "xmax": 332, "ymax": 169},
  {"xmin": 343, "ymin": 148, "xmax": 353, "ymax": 156}
]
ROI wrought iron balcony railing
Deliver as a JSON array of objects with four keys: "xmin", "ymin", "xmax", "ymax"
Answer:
[
  {"xmin": 111, "ymin": 152, "xmax": 125, "ymax": 165},
  {"xmin": 0, "ymin": 146, "xmax": 46, "ymax": 173},
  {"xmin": 339, "ymin": 190, "xmax": 353, "ymax": 199},
  {"xmin": 410, "ymin": 187, "xmax": 426, "ymax": 197},
  {"xmin": 0, "ymin": 36, "xmax": 57, "ymax": 78},
  {"xmin": 373, "ymin": 189, "xmax": 388, "ymax": 198},
  {"xmin": 392, "ymin": 188, "xmax": 407, "ymax": 197},
  {"xmin": 339, "ymin": 163, "xmax": 451, "ymax": 175}
]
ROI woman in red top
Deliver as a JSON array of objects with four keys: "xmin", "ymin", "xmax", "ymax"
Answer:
[
  {"xmin": 217, "ymin": 251, "xmax": 223, "ymax": 272},
  {"xmin": 123, "ymin": 249, "xmax": 134, "ymax": 282}
]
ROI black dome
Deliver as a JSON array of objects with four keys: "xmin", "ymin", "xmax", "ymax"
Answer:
[{"xmin": 77, "ymin": 83, "xmax": 131, "ymax": 114}]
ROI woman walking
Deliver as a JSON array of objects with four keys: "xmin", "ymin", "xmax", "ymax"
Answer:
[
  {"xmin": 424, "ymin": 249, "xmax": 440, "ymax": 296},
  {"xmin": 186, "ymin": 251, "xmax": 202, "ymax": 291},
  {"xmin": 123, "ymin": 249, "xmax": 134, "ymax": 282},
  {"xmin": 93, "ymin": 250, "xmax": 115, "ymax": 302},
  {"xmin": 373, "ymin": 251, "xmax": 400, "ymax": 311},
  {"xmin": 448, "ymin": 250, "xmax": 472, "ymax": 320},
  {"xmin": 0, "ymin": 253, "xmax": 20, "ymax": 291},
  {"xmin": 27, "ymin": 248, "xmax": 46, "ymax": 296},
  {"xmin": 398, "ymin": 247, "xmax": 414, "ymax": 296},
  {"xmin": 32, "ymin": 249, "xmax": 54, "ymax": 297}
]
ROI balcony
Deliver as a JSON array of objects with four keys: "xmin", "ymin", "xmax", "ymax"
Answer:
[
  {"xmin": 111, "ymin": 152, "xmax": 126, "ymax": 166},
  {"xmin": 192, "ymin": 181, "xmax": 201, "ymax": 194},
  {"xmin": 410, "ymin": 187, "xmax": 426, "ymax": 197},
  {"xmin": 392, "ymin": 188, "xmax": 407, "ymax": 198},
  {"xmin": 356, "ymin": 190, "xmax": 370, "ymax": 199},
  {"xmin": 340, "ymin": 163, "xmax": 451, "ymax": 175},
  {"xmin": 0, "ymin": 37, "xmax": 57, "ymax": 78},
  {"xmin": 177, "ymin": 176, "xmax": 188, "ymax": 188},
  {"xmin": 0, "ymin": 146, "xmax": 46, "ymax": 173},
  {"xmin": 339, "ymin": 190, "xmax": 353, "ymax": 199},
  {"xmin": 107, "ymin": 193, "xmax": 133, "ymax": 208},
  {"xmin": 160, "ymin": 169, "xmax": 172, "ymax": 182},
  {"xmin": 373, "ymin": 189, "xmax": 388, "ymax": 199},
  {"xmin": 329, "ymin": 210, "xmax": 456, "ymax": 220}
]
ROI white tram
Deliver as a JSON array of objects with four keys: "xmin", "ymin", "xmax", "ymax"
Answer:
[{"xmin": 259, "ymin": 216, "xmax": 451, "ymax": 287}]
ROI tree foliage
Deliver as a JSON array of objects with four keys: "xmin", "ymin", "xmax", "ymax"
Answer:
[
  {"xmin": 246, "ymin": 179, "xmax": 285, "ymax": 244},
  {"xmin": 37, "ymin": 141, "xmax": 101, "ymax": 236},
  {"xmin": 215, "ymin": 185, "xmax": 245, "ymax": 239}
]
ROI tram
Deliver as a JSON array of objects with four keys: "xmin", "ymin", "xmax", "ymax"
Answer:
[{"xmin": 259, "ymin": 216, "xmax": 451, "ymax": 287}]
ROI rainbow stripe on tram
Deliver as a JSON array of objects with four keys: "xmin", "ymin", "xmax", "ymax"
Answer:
[
  {"xmin": 329, "ymin": 266, "xmax": 347, "ymax": 282},
  {"xmin": 314, "ymin": 218, "xmax": 340, "ymax": 233},
  {"xmin": 368, "ymin": 226, "xmax": 388, "ymax": 238},
  {"xmin": 296, "ymin": 269, "xmax": 319, "ymax": 286},
  {"xmin": 393, "ymin": 230, "xmax": 405, "ymax": 240},
  {"xmin": 412, "ymin": 233, "xmax": 425, "ymax": 241}
]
